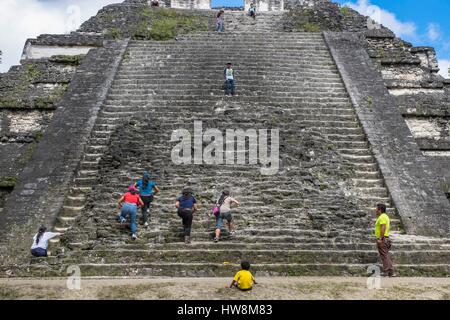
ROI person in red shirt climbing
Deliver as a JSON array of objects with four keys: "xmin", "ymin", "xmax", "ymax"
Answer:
[{"xmin": 117, "ymin": 185, "xmax": 144, "ymax": 240}]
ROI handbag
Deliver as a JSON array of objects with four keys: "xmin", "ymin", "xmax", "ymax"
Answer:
[
  {"xmin": 211, "ymin": 196, "xmax": 229, "ymax": 217},
  {"xmin": 212, "ymin": 205, "xmax": 220, "ymax": 217}
]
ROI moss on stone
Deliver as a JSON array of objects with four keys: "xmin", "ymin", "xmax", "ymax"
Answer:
[
  {"xmin": 49, "ymin": 83, "xmax": 69, "ymax": 102},
  {"xmin": 19, "ymin": 140, "xmax": 39, "ymax": 166},
  {"xmin": 133, "ymin": 8, "xmax": 209, "ymax": 41},
  {"xmin": 298, "ymin": 22, "xmax": 321, "ymax": 33},
  {"xmin": 441, "ymin": 181, "xmax": 450, "ymax": 193},
  {"xmin": 367, "ymin": 96, "xmax": 374, "ymax": 106},
  {"xmin": 0, "ymin": 176, "xmax": 19, "ymax": 188},
  {"xmin": 123, "ymin": 51, "xmax": 131, "ymax": 61},
  {"xmin": 340, "ymin": 6, "xmax": 351, "ymax": 16},
  {"xmin": 0, "ymin": 97, "xmax": 23, "ymax": 109},
  {"xmin": 25, "ymin": 64, "xmax": 42, "ymax": 82},
  {"xmin": 107, "ymin": 27, "xmax": 123, "ymax": 39},
  {"xmin": 33, "ymin": 97, "xmax": 53, "ymax": 109},
  {"xmin": 49, "ymin": 55, "xmax": 86, "ymax": 65}
]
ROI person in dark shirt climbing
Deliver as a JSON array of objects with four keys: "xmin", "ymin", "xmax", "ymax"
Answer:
[
  {"xmin": 176, "ymin": 188, "xmax": 198, "ymax": 244},
  {"xmin": 135, "ymin": 171, "xmax": 160, "ymax": 228}
]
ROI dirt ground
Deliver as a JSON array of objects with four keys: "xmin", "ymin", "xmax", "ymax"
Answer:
[{"xmin": 0, "ymin": 277, "xmax": 449, "ymax": 300}]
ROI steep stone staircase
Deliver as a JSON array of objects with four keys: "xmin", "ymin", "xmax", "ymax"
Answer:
[{"xmin": 41, "ymin": 12, "xmax": 450, "ymax": 277}]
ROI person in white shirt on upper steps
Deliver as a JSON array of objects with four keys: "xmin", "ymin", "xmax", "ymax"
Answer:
[
  {"xmin": 224, "ymin": 63, "xmax": 236, "ymax": 96},
  {"xmin": 31, "ymin": 226, "xmax": 64, "ymax": 257}
]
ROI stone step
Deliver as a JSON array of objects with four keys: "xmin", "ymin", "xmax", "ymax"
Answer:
[
  {"xmin": 109, "ymin": 87, "xmax": 349, "ymax": 95},
  {"xmin": 85, "ymin": 145, "xmax": 109, "ymax": 153},
  {"xmin": 355, "ymin": 187, "xmax": 389, "ymax": 198},
  {"xmin": 128, "ymin": 44, "xmax": 330, "ymax": 50},
  {"xmin": 53, "ymin": 226, "xmax": 70, "ymax": 233},
  {"xmin": 128, "ymin": 216, "xmax": 402, "ymax": 230},
  {"xmin": 128, "ymin": 47, "xmax": 331, "ymax": 52},
  {"xmin": 342, "ymin": 154, "xmax": 375, "ymax": 164},
  {"xmin": 65, "ymin": 249, "xmax": 450, "ymax": 265},
  {"xmin": 103, "ymin": 111, "xmax": 357, "ymax": 121},
  {"xmin": 70, "ymin": 186, "xmax": 93, "ymax": 194},
  {"xmin": 338, "ymin": 148, "xmax": 372, "ymax": 155},
  {"xmin": 80, "ymin": 161, "xmax": 101, "ymax": 170},
  {"xmin": 103, "ymin": 101, "xmax": 353, "ymax": 108},
  {"xmin": 88, "ymin": 241, "xmax": 450, "ymax": 252},
  {"xmin": 354, "ymin": 171, "xmax": 381, "ymax": 179},
  {"xmin": 75, "ymin": 177, "xmax": 97, "ymax": 187},
  {"xmin": 108, "ymin": 91, "xmax": 347, "ymax": 99},
  {"xmin": 61, "ymin": 205, "xmax": 84, "ymax": 217},
  {"xmin": 114, "ymin": 75, "xmax": 344, "ymax": 82},
  {"xmin": 77, "ymin": 170, "xmax": 98, "ymax": 177},
  {"xmin": 352, "ymin": 179, "xmax": 384, "ymax": 188},
  {"xmin": 124, "ymin": 65, "xmax": 336, "ymax": 72},
  {"xmin": 83, "ymin": 153, "xmax": 103, "ymax": 162},
  {"xmin": 65, "ymin": 195, "xmax": 86, "ymax": 207},
  {"xmin": 56, "ymin": 215, "xmax": 77, "ymax": 226},
  {"xmin": 112, "ymin": 79, "xmax": 346, "ymax": 87},
  {"xmin": 130, "ymin": 37, "xmax": 326, "ymax": 43},
  {"xmin": 57, "ymin": 262, "xmax": 450, "ymax": 277},
  {"xmin": 116, "ymin": 73, "xmax": 344, "ymax": 80}
]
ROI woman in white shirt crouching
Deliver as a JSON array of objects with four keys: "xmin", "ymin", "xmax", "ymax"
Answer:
[{"xmin": 31, "ymin": 226, "xmax": 63, "ymax": 257}]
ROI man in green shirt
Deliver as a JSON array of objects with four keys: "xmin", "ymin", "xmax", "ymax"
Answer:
[{"xmin": 375, "ymin": 203, "xmax": 396, "ymax": 277}]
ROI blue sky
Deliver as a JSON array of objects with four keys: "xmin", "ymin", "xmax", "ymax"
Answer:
[
  {"xmin": 1, "ymin": 0, "xmax": 449, "ymax": 76},
  {"xmin": 335, "ymin": 0, "xmax": 450, "ymax": 76}
]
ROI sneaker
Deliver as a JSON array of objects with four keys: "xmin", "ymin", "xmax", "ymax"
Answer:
[
  {"xmin": 119, "ymin": 218, "xmax": 126, "ymax": 224},
  {"xmin": 144, "ymin": 222, "xmax": 149, "ymax": 228},
  {"xmin": 380, "ymin": 272, "xmax": 396, "ymax": 277},
  {"xmin": 388, "ymin": 273, "xmax": 398, "ymax": 278},
  {"xmin": 132, "ymin": 234, "xmax": 138, "ymax": 240},
  {"xmin": 214, "ymin": 237, "xmax": 219, "ymax": 243},
  {"xmin": 230, "ymin": 230, "xmax": 236, "ymax": 235}
]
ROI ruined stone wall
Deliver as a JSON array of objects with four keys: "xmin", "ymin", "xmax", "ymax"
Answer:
[
  {"xmin": 324, "ymin": 32, "xmax": 450, "ymax": 236},
  {"xmin": 283, "ymin": 0, "xmax": 450, "ymax": 197},
  {"xmin": 0, "ymin": 55, "xmax": 85, "ymax": 209}
]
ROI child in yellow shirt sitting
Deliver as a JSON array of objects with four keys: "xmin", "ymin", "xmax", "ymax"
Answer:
[{"xmin": 230, "ymin": 261, "xmax": 257, "ymax": 291}]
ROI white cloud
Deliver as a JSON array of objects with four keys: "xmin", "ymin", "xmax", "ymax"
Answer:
[
  {"xmin": 427, "ymin": 23, "xmax": 441, "ymax": 42},
  {"xmin": 344, "ymin": 0, "xmax": 417, "ymax": 38},
  {"xmin": 438, "ymin": 59, "xmax": 450, "ymax": 78},
  {"xmin": 0, "ymin": 0, "xmax": 119, "ymax": 73}
]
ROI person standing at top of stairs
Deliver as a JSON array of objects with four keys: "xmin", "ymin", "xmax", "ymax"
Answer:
[
  {"xmin": 216, "ymin": 9, "xmax": 225, "ymax": 33},
  {"xmin": 224, "ymin": 63, "xmax": 236, "ymax": 96},
  {"xmin": 176, "ymin": 188, "xmax": 198, "ymax": 244},
  {"xmin": 135, "ymin": 171, "xmax": 160, "ymax": 228},
  {"xmin": 248, "ymin": 3, "xmax": 257, "ymax": 20}
]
